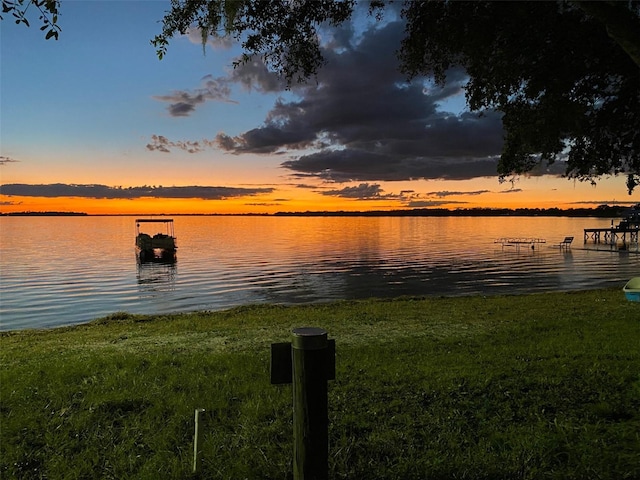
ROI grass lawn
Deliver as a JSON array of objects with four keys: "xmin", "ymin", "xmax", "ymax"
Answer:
[{"xmin": 1, "ymin": 289, "xmax": 639, "ymax": 479}]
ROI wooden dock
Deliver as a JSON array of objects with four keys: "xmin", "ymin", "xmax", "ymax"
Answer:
[
  {"xmin": 583, "ymin": 227, "xmax": 639, "ymax": 246},
  {"xmin": 583, "ymin": 206, "xmax": 640, "ymax": 250}
]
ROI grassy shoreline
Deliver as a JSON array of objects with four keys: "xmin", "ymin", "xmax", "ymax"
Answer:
[{"xmin": 2, "ymin": 289, "xmax": 639, "ymax": 479}]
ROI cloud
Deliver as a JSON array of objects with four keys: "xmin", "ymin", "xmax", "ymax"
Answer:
[
  {"xmin": 0, "ymin": 183, "xmax": 274, "ymax": 200},
  {"xmin": 499, "ymin": 188, "xmax": 523, "ymax": 194},
  {"xmin": 152, "ymin": 54, "xmax": 283, "ymax": 118},
  {"xmin": 406, "ymin": 200, "xmax": 469, "ymax": 207},
  {"xmin": 152, "ymin": 16, "xmax": 567, "ymax": 185},
  {"xmin": 282, "ymin": 149, "xmax": 501, "ymax": 182},
  {"xmin": 227, "ymin": 59, "xmax": 286, "ymax": 94},
  {"xmin": 0, "ymin": 156, "xmax": 19, "ymax": 165},
  {"xmin": 427, "ymin": 190, "xmax": 491, "ymax": 198},
  {"xmin": 244, "ymin": 202, "xmax": 283, "ymax": 206},
  {"xmin": 319, "ymin": 183, "xmax": 396, "ymax": 200},
  {"xmin": 215, "ymin": 122, "xmax": 317, "ymax": 154},
  {"xmin": 146, "ymin": 134, "xmax": 217, "ymax": 153},
  {"xmin": 152, "ymin": 75, "xmax": 237, "ymax": 117},
  {"xmin": 212, "ymin": 20, "xmax": 506, "ymax": 182},
  {"xmin": 570, "ymin": 200, "xmax": 638, "ymax": 205}
]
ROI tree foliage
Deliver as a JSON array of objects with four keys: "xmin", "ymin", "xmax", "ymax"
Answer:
[
  {"xmin": 152, "ymin": 0, "xmax": 361, "ymax": 85},
  {"xmin": 1, "ymin": 0, "xmax": 60, "ymax": 39},
  {"xmin": 399, "ymin": 1, "xmax": 640, "ymax": 193}
]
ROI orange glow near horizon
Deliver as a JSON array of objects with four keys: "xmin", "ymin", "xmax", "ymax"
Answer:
[
  {"xmin": 1, "ymin": 192, "xmax": 638, "ymax": 215},
  {"xmin": 1, "ymin": 174, "xmax": 638, "ymax": 215},
  {"xmin": 0, "ymin": 195, "xmax": 404, "ymax": 215}
]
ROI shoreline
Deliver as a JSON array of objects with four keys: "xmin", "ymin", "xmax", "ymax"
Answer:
[{"xmin": 2, "ymin": 284, "xmax": 635, "ymax": 333}]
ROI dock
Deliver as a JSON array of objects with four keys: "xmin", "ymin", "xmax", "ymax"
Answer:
[
  {"xmin": 495, "ymin": 238, "xmax": 546, "ymax": 251},
  {"xmin": 584, "ymin": 207, "xmax": 640, "ymax": 248},
  {"xmin": 583, "ymin": 227, "xmax": 639, "ymax": 245}
]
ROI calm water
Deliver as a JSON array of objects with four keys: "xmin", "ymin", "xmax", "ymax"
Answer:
[{"xmin": 1, "ymin": 216, "xmax": 638, "ymax": 330}]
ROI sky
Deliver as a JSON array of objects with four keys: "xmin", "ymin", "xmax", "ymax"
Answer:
[{"xmin": 1, "ymin": 1, "xmax": 638, "ymax": 215}]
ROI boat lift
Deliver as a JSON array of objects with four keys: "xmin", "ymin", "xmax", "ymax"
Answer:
[{"xmin": 494, "ymin": 238, "xmax": 546, "ymax": 251}]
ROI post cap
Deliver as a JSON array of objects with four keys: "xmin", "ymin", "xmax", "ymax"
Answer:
[{"xmin": 292, "ymin": 327, "xmax": 327, "ymax": 350}]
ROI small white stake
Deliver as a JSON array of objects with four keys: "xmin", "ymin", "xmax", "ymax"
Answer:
[{"xmin": 193, "ymin": 408, "xmax": 205, "ymax": 474}]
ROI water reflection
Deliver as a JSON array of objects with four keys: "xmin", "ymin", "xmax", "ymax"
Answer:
[
  {"xmin": 2, "ymin": 216, "xmax": 638, "ymax": 330},
  {"xmin": 136, "ymin": 259, "xmax": 177, "ymax": 295},
  {"xmin": 242, "ymin": 252, "xmax": 574, "ymax": 306},
  {"xmin": 583, "ymin": 243, "xmax": 640, "ymax": 253}
]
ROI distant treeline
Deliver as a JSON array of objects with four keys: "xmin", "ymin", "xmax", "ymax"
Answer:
[
  {"xmin": 0, "ymin": 212, "xmax": 88, "ymax": 216},
  {"xmin": 1, "ymin": 206, "xmax": 636, "ymax": 217},
  {"xmin": 274, "ymin": 206, "xmax": 634, "ymax": 218}
]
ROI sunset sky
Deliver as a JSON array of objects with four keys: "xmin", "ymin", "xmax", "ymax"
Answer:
[{"xmin": 1, "ymin": 1, "xmax": 638, "ymax": 214}]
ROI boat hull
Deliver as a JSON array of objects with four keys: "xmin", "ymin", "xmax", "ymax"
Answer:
[
  {"xmin": 623, "ymin": 277, "xmax": 640, "ymax": 302},
  {"xmin": 137, "ymin": 247, "xmax": 176, "ymax": 263}
]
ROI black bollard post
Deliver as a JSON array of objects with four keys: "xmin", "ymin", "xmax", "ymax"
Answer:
[
  {"xmin": 270, "ymin": 328, "xmax": 335, "ymax": 480},
  {"xmin": 292, "ymin": 327, "xmax": 329, "ymax": 480}
]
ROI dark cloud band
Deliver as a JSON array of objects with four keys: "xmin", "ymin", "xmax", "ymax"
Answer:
[
  {"xmin": 0, "ymin": 183, "xmax": 274, "ymax": 200},
  {"xmin": 282, "ymin": 149, "xmax": 502, "ymax": 182}
]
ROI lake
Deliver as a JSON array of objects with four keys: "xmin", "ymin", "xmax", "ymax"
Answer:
[{"xmin": 1, "ymin": 215, "xmax": 638, "ymax": 330}]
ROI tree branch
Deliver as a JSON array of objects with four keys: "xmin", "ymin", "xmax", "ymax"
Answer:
[{"xmin": 573, "ymin": 1, "xmax": 640, "ymax": 68}]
